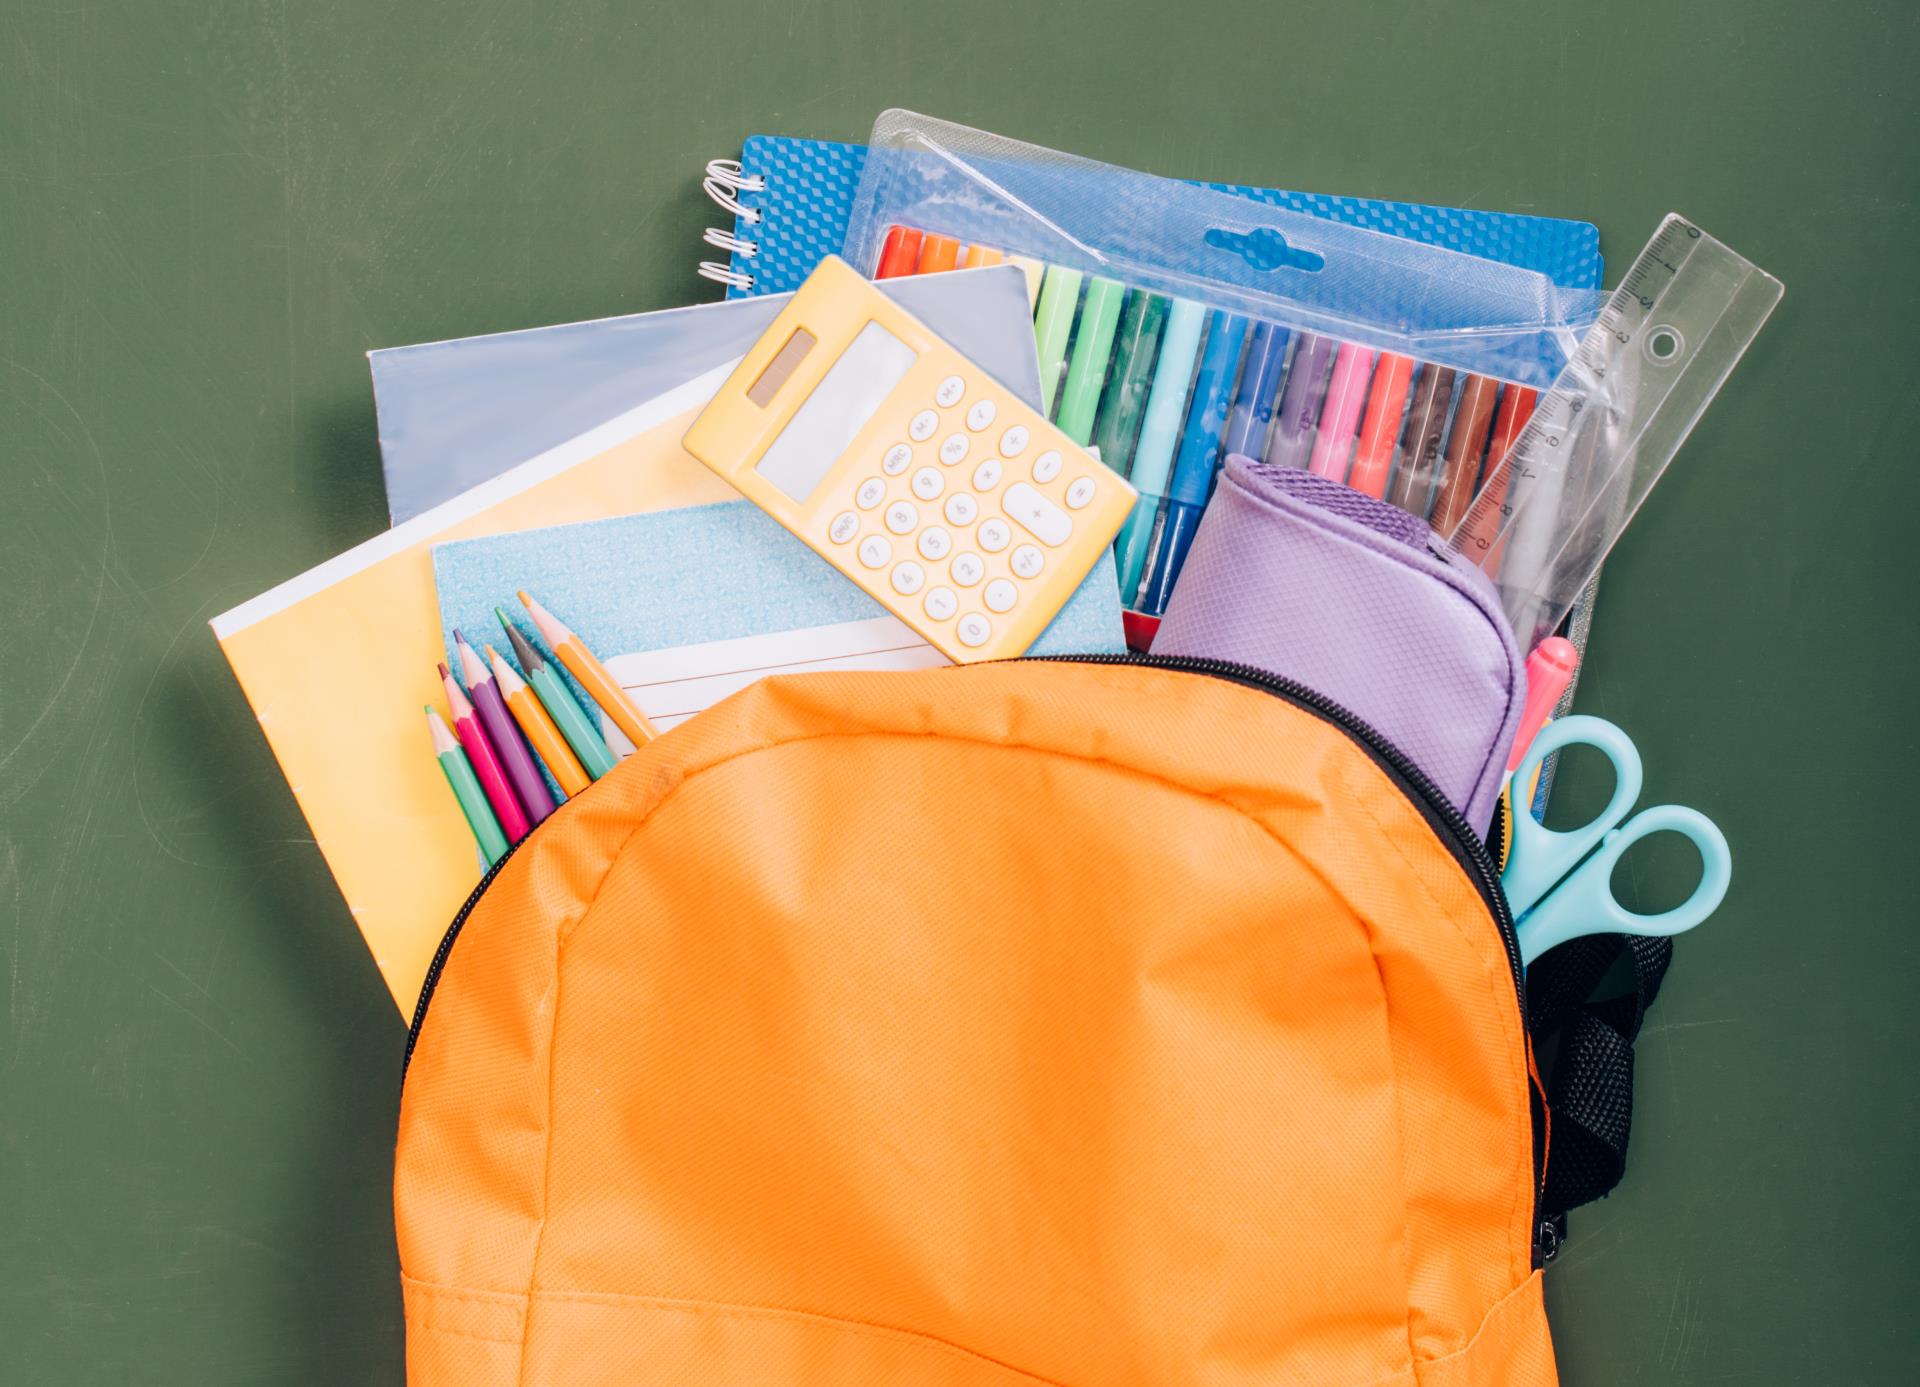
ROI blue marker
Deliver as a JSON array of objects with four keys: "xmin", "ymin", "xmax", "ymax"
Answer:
[
  {"xmin": 1113, "ymin": 298, "xmax": 1207, "ymax": 606},
  {"xmin": 1221, "ymin": 321, "xmax": 1291, "ymax": 460},
  {"xmin": 1139, "ymin": 310, "xmax": 1249, "ymax": 616}
]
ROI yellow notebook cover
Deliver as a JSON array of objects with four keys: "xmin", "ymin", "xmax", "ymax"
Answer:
[{"xmin": 210, "ymin": 368, "xmax": 736, "ymax": 1015}]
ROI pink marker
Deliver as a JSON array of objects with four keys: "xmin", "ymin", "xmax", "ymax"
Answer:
[
  {"xmin": 1307, "ymin": 343, "xmax": 1378, "ymax": 482},
  {"xmin": 1505, "ymin": 637, "xmax": 1581, "ymax": 776}
]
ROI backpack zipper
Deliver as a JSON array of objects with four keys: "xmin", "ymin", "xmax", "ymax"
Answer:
[{"xmin": 400, "ymin": 652, "xmax": 1547, "ymax": 1264}]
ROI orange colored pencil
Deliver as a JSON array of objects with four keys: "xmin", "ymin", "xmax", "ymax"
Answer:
[
  {"xmin": 488, "ymin": 645, "xmax": 590, "ymax": 798},
  {"xmin": 517, "ymin": 592, "xmax": 658, "ymax": 750}
]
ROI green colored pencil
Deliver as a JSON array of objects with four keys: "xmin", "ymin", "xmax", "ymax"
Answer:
[
  {"xmin": 427, "ymin": 706, "xmax": 509, "ymax": 866},
  {"xmin": 497, "ymin": 608, "xmax": 617, "ymax": 779}
]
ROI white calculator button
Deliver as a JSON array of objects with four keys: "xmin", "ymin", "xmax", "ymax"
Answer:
[
  {"xmin": 1001, "ymin": 481, "xmax": 1073, "ymax": 547},
  {"xmin": 943, "ymin": 492, "xmax": 978, "ymax": 526},
  {"xmin": 909, "ymin": 409, "xmax": 939, "ymax": 442},
  {"xmin": 956, "ymin": 613, "xmax": 993, "ymax": 649},
  {"xmin": 966, "ymin": 399, "xmax": 998, "ymax": 432},
  {"xmin": 890, "ymin": 561, "xmax": 925, "ymax": 595},
  {"xmin": 911, "ymin": 467, "xmax": 945, "ymax": 501},
  {"xmin": 882, "ymin": 443, "xmax": 913, "ymax": 475},
  {"xmin": 936, "ymin": 375, "xmax": 966, "ymax": 408},
  {"xmin": 917, "ymin": 526, "xmax": 952, "ymax": 561},
  {"xmin": 1032, "ymin": 450, "xmax": 1063, "ymax": 484},
  {"xmin": 923, "ymin": 586, "xmax": 958, "ymax": 621},
  {"xmin": 999, "ymin": 425, "xmax": 1030, "ymax": 457},
  {"xmin": 829, "ymin": 511, "xmax": 859, "ymax": 545},
  {"xmin": 983, "ymin": 579, "xmax": 1018, "ymax": 614},
  {"xmin": 858, "ymin": 535, "xmax": 892, "ymax": 570},
  {"xmin": 1011, "ymin": 544, "xmax": 1045, "ymax": 578},
  {"xmin": 977, "ymin": 518, "xmax": 1011, "ymax": 553},
  {"xmin": 885, "ymin": 501, "xmax": 918, "ymax": 535},
  {"xmin": 971, "ymin": 458, "xmax": 1003, "ymax": 491},
  {"xmin": 939, "ymin": 433, "xmax": 970, "ymax": 466},
  {"xmin": 855, "ymin": 477, "xmax": 886, "ymax": 510},
  {"xmin": 950, "ymin": 552, "xmax": 984, "ymax": 587},
  {"xmin": 1065, "ymin": 476, "xmax": 1098, "ymax": 510}
]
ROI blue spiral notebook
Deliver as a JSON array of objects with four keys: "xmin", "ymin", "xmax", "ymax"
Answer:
[{"xmin": 700, "ymin": 136, "xmax": 1603, "ymax": 299}]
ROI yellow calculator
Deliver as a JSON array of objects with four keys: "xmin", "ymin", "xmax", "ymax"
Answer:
[{"xmin": 683, "ymin": 256, "xmax": 1137, "ymax": 663}]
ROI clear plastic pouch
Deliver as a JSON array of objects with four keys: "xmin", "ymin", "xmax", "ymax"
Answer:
[{"xmin": 842, "ymin": 110, "xmax": 1605, "ymax": 618}]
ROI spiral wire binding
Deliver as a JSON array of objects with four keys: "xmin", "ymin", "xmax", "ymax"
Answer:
[{"xmin": 699, "ymin": 158, "xmax": 766, "ymax": 290}]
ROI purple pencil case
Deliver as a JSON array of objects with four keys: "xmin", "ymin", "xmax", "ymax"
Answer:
[{"xmin": 1151, "ymin": 455, "xmax": 1524, "ymax": 837}]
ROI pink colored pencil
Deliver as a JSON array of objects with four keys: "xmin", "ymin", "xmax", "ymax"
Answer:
[{"xmin": 439, "ymin": 663, "xmax": 530, "ymax": 844}]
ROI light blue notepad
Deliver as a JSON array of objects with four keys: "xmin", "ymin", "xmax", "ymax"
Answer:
[{"xmin": 434, "ymin": 506, "xmax": 1124, "ymax": 741}]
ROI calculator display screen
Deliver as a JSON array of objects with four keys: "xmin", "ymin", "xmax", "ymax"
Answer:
[{"xmin": 756, "ymin": 321, "xmax": 916, "ymax": 501}]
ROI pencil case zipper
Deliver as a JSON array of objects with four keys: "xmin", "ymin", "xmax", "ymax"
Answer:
[{"xmin": 400, "ymin": 652, "xmax": 1544, "ymax": 1264}]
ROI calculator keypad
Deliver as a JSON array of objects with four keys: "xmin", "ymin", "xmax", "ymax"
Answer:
[{"xmin": 815, "ymin": 367, "xmax": 1132, "ymax": 664}]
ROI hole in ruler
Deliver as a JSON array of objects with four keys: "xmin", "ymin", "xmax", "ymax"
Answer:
[
  {"xmin": 1645, "ymin": 326, "xmax": 1683, "ymax": 363},
  {"xmin": 1203, "ymin": 225, "xmax": 1326, "ymax": 274}
]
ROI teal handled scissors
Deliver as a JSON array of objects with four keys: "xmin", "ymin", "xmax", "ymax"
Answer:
[{"xmin": 1503, "ymin": 715, "xmax": 1732, "ymax": 967}]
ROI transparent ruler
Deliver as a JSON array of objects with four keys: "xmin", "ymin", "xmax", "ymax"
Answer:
[{"xmin": 1448, "ymin": 215, "xmax": 1784, "ymax": 649}]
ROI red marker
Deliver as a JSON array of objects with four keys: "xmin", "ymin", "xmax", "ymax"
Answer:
[
  {"xmin": 875, "ymin": 226, "xmax": 922, "ymax": 279},
  {"xmin": 439, "ymin": 662, "xmax": 531, "ymax": 845}
]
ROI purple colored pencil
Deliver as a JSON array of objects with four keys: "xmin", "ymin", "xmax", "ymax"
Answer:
[
  {"xmin": 1263, "ymin": 332, "xmax": 1338, "ymax": 470},
  {"xmin": 453, "ymin": 630, "xmax": 556, "ymax": 827}
]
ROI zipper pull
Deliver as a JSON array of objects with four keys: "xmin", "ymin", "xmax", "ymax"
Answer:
[{"xmin": 1535, "ymin": 1215, "xmax": 1566, "ymax": 1267}]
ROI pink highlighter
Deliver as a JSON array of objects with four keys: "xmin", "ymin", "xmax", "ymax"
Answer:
[
  {"xmin": 1307, "ymin": 343, "xmax": 1378, "ymax": 482},
  {"xmin": 1506, "ymin": 637, "xmax": 1581, "ymax": 776}
]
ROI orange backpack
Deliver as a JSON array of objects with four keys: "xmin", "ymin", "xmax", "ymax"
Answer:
[{"xmin": 396, "ymin": 658, "xmax": 1561, "ymax": 1385}]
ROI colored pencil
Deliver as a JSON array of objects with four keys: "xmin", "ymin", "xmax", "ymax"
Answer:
[
  {"xmin": 455, "ymin": 632, "xmax": 556, "ymax": 826},
  {"xmin": 499, "ymin": 610, "xmax": 618, "ymax": 779},
  {"xmin": 439, "ymin": 663, "xmax": 531, "ymax": 845},
  {"xmin": 427, "ymin": 706, "xmax": 509, "ymax": 866},
  {"xmin": 518, "ymin": 592, "xmax": 658, "ymax": 750},
  {"xmin": 489, "ymin": 645, "xmax": 590, "ymax": 798}
]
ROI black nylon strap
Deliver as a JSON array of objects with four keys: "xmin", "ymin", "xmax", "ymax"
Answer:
[{"xmin": 1526, "ymin": 933, "xmax": 1672, "ymax": 1223}]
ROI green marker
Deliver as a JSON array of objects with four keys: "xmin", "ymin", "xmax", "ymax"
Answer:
[
  {"xmin": 427, "ymin": 706, "xmax": 509, "ymax": 866},
  {"xmin": 1031, "ymin": 265, "xmax": 1085, "ymax": 418},
  {"xmin": 1053, "ymin": 277, "xmax": 1126, "ymax": 447},
  {"xmin": 498, "ymin": 609, "xmax": 618, "ymax": 779},
  {"xmin": 1086, "ymin": 290, "xmax": 1169, "ymax": 477}
]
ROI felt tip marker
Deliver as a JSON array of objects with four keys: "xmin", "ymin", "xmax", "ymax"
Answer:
[
  {"xmin": 1387, "ymin": 364, "xmax": 1458, "ymax": 519},
  {"xmin": 875, "ymin": 226, "xmax": 922, "ymax": 280},
  {"xmin": 1428, "ymin": 374, "xmax": 1502, "ymax": 539},
  {"xmin": 1112, "ymin": 297, "xmax": 1206, "ymax": 604},
  {"xmin": 1032, "ymin": 266, "xmax": 1086, "ymax": 417},
  {"xmin": 962, "ymin": 243, "xmax": 1004, "ymax": 268},
  {"xmin": 915, "ymin": 234, "xmax": 960, "ymax": 275},
  {"xmin": 1054, "ymin": 277, "xmax": 1126, "ymax": 446},
  {"xmin": 1087, "ymin": 291, "xmax": 1170, "ymax": 479},
  {"xmin": 1264, "ymin": 333, "xmax": 1337, "ymax": 470},
  {"xmin": 1221, "ymin": 322, "xmax": 1291, "ymax": 460},
  {"xmin": 1457, "ymin": 386, "xmax": 1538, "ymax": 578},
  {"xmin": 1347, "ymin": 352, "xmax": 1416, "ymax": 498},
  {"xmin": 1306, "ymin": 343, "xmax": 1377, "ymax": 482},
  {"xmin": 1139, "ymin": 310, "xmax": 1249, "ymax": 616}
]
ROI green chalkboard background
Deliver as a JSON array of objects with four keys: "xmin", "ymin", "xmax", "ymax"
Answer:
[{"xmin": 3, "ymin": 1, "xmax": 1915, "ymax": 1381}]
